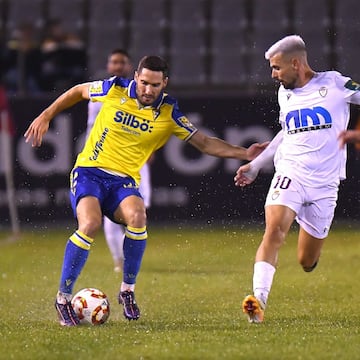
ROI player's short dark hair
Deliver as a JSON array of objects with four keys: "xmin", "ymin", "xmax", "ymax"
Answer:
[
  {"xmin": 110, "ymin": 48, "xmax": 130, "ymax": 59},
  {"xmin": 137, "ymin": 56, "xmax": 169, "ymax": 78}
]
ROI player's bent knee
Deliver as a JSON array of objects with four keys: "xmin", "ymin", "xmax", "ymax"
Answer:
[
  {"xmin": 263, "ymin": 228, "xmax": 286, "ymax": 248},
  {"xmin": 126, "ymin": 209, "xmax": 147, "ymax": 228},
  {"xmin": 78, "ymin": 217, "xmax": 102, "ymax": 238}
]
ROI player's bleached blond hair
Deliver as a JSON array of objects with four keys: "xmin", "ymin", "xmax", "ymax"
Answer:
[{"xmin": 265, "ymin": 35, "xmax": 306, "ymax": 60}]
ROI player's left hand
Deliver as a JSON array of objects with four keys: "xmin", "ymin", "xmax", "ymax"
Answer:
[
  {"xmin": 246, "ymin": 141, "xmax": 269, "ymax": 161},
  {"xmin": 234, "ymin": 163, "xmax": 258, "ymax": 187}
]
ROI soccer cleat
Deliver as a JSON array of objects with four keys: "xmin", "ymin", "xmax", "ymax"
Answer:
[
  {"xmin": 55, "ymin": 299, "xmax": 80, "ymax": 326},
  {"xmin": 118, "ymin": 290, "xmax": 140, "ymax": 320},
  {"xmin": 242, "ymin": 295, "xmax": 265, "ymax": 323},
  {"xmin": 303, "ymin": 260, "xmax": 318, "ymax": 272}
]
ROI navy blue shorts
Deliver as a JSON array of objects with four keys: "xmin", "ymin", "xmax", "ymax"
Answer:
[{"xmin": 69, "ymin": 167, "xmax": 142, "ymax": 222}]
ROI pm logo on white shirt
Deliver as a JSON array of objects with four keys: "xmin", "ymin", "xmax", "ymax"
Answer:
[{"xmin": 285, "ymin": 106, "xmax": 332, "ymax": 134}]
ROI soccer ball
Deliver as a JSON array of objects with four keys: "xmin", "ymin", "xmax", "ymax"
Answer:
[{"xmin": 71, "ymin": 288, "xmax": 110, "ymax": 325}]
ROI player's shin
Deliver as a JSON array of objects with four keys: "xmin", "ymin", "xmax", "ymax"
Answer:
[
  {"xmin": 121, "ymin": 226, "xmax": 147, "ymax": 291},
  {"xmin": 58, "ymin": 230, "xmax": 94, "ymax": 297},
  {"xmin": 253, "ymin": 261, "xmax": 276, "ymax": 306}
]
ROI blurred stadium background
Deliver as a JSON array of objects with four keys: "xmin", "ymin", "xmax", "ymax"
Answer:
[
  {"xmin": 1, "ymin": 0, "xmax": 360, "ymax": 88},
  {"xmin": 0, "ymin": 0, "xmax": 360, "ymax": 230}
]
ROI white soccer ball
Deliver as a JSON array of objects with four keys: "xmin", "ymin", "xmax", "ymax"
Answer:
[{"xmin": 71, "ymin": 288, "xmax": 110, "ymax": 325}]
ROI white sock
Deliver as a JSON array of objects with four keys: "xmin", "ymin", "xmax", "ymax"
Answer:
[
  {"xmin": 253, "ymin": 261, "xmax": 276, "ymax": 307},
  {"xmin": 121, "ymin": 282, "xmax": 135, "ymax": 292}
]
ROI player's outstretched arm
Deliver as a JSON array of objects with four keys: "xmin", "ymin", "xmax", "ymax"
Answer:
[
  {"xmin": 24, "ymin": 83, "xmax": 90, "ymax": 147},
  {"xmin": 338, "ymin": 130, "xmax": 360, "ymax": 148},
  {"xmin": 234, "ymin": 130, "xmax": 283, "ymax": 187},
  {"xmin": 188, "ymin": 130, "xmax": 269, "ymax": 161},
  {"xmin": 234, "ymin": 163, "xmax": 258, "ymax": 187}
]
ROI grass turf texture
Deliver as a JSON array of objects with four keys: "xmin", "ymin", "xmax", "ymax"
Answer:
[{"xmin": 0, "ymin": 225, "xmax": 359, "ymax": 360}]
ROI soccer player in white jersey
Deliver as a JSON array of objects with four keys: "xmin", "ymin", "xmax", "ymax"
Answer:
[
  {"xmin": 87, "ymin": 49, "xmax": 152, "ymax": 273},
  {"xmin": 234, "ymin": 35, "xmax": 360, "ymax": 323},
  {"xmin": 24, "ymin": 55, "xmax": 268, "ymax": 326}
]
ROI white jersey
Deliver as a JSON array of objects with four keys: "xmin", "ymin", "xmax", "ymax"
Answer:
[
  {"xmin": 86, "ymin": 100, "xmax": 102, "ymax": 138},
  {"xmin": 274, "ymin": 71, "xmax": 360, "ymax": 187}
]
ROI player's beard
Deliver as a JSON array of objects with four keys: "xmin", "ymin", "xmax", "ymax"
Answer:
[
  {"xmin": 282, "ymin": 81, "xmax": 296, "ymax": 90},
  {"xmin": 280, "ymin": 74, "xmax": 298, "ymax": 90},
  {"xmin": 138, "ymin": 94, "xmax": 155, "ymax": 106}
]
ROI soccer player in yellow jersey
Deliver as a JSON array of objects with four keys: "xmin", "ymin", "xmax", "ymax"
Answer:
[
  {"xmin": 86, "ymin": 49, "xmax": 153, "ymax": 274},
  {"xmin": 25, "ymin": 55, "xmax": 268, "ymax": 326}
]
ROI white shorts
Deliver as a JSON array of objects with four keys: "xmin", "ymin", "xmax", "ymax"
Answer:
[{"xmin": 265, "ymin": 172, "xmax": 338, "ymax": 239}]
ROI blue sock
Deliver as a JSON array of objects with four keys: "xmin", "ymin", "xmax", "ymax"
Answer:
[
  {"xmin": 123, "ymin": 226, "xmax": 147, "ymax": 285},
  {"xmin": 59, "ymin": 230, "xmax": 93, "ymax": 294}
]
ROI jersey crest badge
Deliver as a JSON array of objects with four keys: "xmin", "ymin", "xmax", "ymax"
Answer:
[
  {"xmin": 120, "ymin": 97, "xmax": 127, "ymax": 105},
  {"xmin": 286, "ymin": 93, "xmax": 291, "ymax": 100},
  {"xmin": 319, "ymin": 86, "xmax": 327, "ymax": 97},
  {"xmin": 153, "ymin": 109, "xmax": 160, "ymax": 120},
  {"xmin": 271, "ymin": 190, "xmax": 280, "ymax": 200}
]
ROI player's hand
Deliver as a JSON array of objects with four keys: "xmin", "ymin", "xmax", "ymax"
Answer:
[
  {"xmin": 234, "ymin": 163, "xmax": 258, "ymax": 187},
  {"xmin": 24, "ymin": 115, "xmax": 50, "ymax": 147},
  {"xmin": 246, "ymin": 141, "xmax": 269, "ymax": 161},
  {"xmin": 338, "ymin": 130, "xmax": 360, "ymax": 148}
]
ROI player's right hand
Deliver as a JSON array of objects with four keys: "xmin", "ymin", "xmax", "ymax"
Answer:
[
  {"xmin": 24, "ymin": 115, "xmax": 50, "ymax": 147},
  {"xmin": 234, "ymin": 163, "xmax": 258, "ymax": 187}
]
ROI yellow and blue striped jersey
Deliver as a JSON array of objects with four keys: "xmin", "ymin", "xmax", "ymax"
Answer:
[{"xmin": 74, "ymin": 77, "xmax": 197, "ymax": 184}]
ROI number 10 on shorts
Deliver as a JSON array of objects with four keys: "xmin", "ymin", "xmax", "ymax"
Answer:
[{"xmin": 273, "ymin": 175, "xmax": 292, "ymax": 190}]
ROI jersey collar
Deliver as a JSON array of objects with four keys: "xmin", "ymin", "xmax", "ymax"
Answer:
[{"xmin": 128, "ymin": 80, "xmax": 165, "ymax": 109}]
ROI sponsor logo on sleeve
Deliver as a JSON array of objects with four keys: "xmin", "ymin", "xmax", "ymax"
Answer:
[
  {"xmin": 89, "ymin": 81, "xmax": 104, "ymax": 95},
  {"xmin": 177, "ymin": 116, "xmax": 196, "ymax": 131},
  {"xmin": 344, "ymin": 79, "xmax": 360, "ymax": 91}
]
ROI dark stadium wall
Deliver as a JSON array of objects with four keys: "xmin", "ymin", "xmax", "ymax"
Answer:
[{"xmin": 1, "ymin": 96, "xmax": 360, "ymax": 226}]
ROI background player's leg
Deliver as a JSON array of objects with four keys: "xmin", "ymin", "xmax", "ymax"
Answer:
[
  {"xmin": 103, "ymin": 216, "xmax": 125, "ymax": 272},
  {"xmin": 139, "ymin": 163, "xmax": 152, "ymax": 208}
]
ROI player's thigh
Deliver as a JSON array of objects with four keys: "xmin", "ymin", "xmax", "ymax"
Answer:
[
  {"xmin": 113, "ymin": 195, "xmax": 146, "ymax": 227},
  {"xmin": 297, "ymin": 227, "xmax": 324, "ymax": 264},
  {"xmin": 296, "ymin": 187, "xmax": 337, "ymax": 240},
  {"xmin": 264, "ymin": 204, "xmax": 296, "ymax": 239},
  {"xmin": 76, "ymin": 196, "xmax": 103, "ymax": 236},
  {"xmin": 264, "ymin": 172, "xmax": 302, "ymax": 237}
]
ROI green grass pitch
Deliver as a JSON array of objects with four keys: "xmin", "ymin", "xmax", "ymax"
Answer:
[{"xmin": 0, "ymin": 224, "xmax": 359, "ymax": 360}]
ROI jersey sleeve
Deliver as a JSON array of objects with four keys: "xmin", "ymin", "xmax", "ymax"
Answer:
[
  {"xmin": 171, "ymin": 101, "xmax": 198, "ymax": 141},
  {"xmin": 88, "ymin": 76, "xmax": 129, "ymax": 102},
  {"xmin": 334, "ymin": 72, "xmax": 360, "ymax": 105},
  {"xmin": 343, "ymin": 79, "xmax": 360, "ymax": 105}
]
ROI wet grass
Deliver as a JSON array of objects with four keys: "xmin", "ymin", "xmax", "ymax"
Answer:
[{"xmin": 0, "ymin": 225, "xmax": 359, "ymax": 359}]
